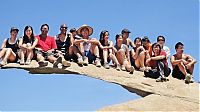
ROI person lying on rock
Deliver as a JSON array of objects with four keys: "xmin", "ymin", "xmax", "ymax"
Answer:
[
  {"xmin": 145, "ymin": 43, "xmax": 171, "ymax": 82},
  {"xmin": 170, "ymin": 42, "xmax": 196, "ymax": 84},
  {"xmin": 0, "ymin": 27, "xmax": 19, "ymax": 66}
]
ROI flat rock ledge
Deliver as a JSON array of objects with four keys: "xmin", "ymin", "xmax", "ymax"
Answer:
[{"xmin": 1, "ymin": 60, "xmax": 199, "ymax": 111}]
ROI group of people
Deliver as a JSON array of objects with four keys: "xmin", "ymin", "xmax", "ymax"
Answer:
[{"xmin": 0, "ymin": 24, "xmax": 196, "ymax": 83}]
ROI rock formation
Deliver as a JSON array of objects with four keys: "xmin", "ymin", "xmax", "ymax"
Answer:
[{"xmin": 1, "ymin": 60, "xmax": 199, "ymax": 111}]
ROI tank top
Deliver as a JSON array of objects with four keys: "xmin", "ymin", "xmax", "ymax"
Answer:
[
  {"xmin": 55, "ymin": 34, "xmax": 71, "ymax": 53},
  {"xmin": 5, "ymin": 38, "xmax": 19, "ymax": 53}
]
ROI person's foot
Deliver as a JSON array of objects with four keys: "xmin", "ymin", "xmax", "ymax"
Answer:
[
  {"xmin": 38, "ymin": 61, "xmax": 48, "ymax": 67},
  {"xmin": 190, "ymin": 76, "xmax": 194, "ymax": 83},
  {"xmin": 62, "ymin": 60, "xmax": 71, "ymax": 67},
  {"xmin": 129, "ymin": 66, "xmax": 135, "ymax": 74},
  {"xmin": 83, "ymin": 56, "xmax": 88, "ymax": 66},
  {"xmin": 156, "ymin": 76, "xmax": 163, "ymax": 82},
  {"xmin": 121, "ymin": 65, "xmax": 126, "ymax": 71},
  {"xmin": 139, "ymin": 67, "xmax": 146, "ymax": 72},
  {"xmin": 0, "ymin": 60, "xmax": 7, "ymax": 66},
  {"xmin": 116, "ymin": 64, "xmax": 121, "ymax": 71},
  {"xmin": 185, "ymin": 73, "xmax": 192, "ymax": 84},
  {"xmin": 53, "ymin": 56, "xmax": 62, "ymax": 67},
  {"xmin": 77, "ymin": 56, "xmax": 83, "ymax": 65},
  {"xmin": 25, "ymin": 59, "xmax": 31, "ymax": 65},
  {"xmin": 104, "ymin": 62, "xmax": 110, "ymax": 69},
  {"xmin": 20, "ymin": 59, "xmax": 25, "ymax": 65},
  {"xmin": 95, "ymin": 58, "xmax": 101, "ymax": 67}
]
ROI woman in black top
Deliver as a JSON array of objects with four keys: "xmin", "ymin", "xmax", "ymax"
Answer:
[
  {"xmin": 0, "ymin": 27, "xmax": 19, "ymax": 66},
  {"xmin": 18, "ymin": 25, "xmax": 38, "ymax": 65}
]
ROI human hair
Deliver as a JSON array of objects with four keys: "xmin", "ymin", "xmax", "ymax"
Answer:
[
  {"xmin": 115, "ymin": 34, "xmax": 122, "ymax": 44},
  {"xmin": 175, "ymin": 42, "xmax": 184, "ymax": 49},
  {"xmin": 142, "ymin": 36, "xmax": 151, "ymax": 43},
  {"xmin": 70, "ymin": 28, "xmax": 76, "ymax": 33},
  {"xmin": 134, "ymin": 37, "xmax": 142, "ymax": 44},
  {"xmin": 23, "ymin": 25, "xmax": 35, "ymax": 44},
  {"xmin": 99, "ymin": 30, "xmax": 109, "ymax": 46},
  {"xmin": 40, "ymin": 24, "xmax": 49, "ymax": 31},
  {"xmin": 152, "ymin": 43, "xmax": 162, "ymax": 54},
  {"xmin": 157, "ymin": 35, "xmax": 165, "ymax": 42}
]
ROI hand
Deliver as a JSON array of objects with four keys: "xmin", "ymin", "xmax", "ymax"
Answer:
[
  {"xmin": 146, "ymin": 58, "xmax": 151, "ymax": 64},
  {"xmin": 83, "ymin": 39, "xmax": 88, "ymax": 43},
  {"xmin": 185, "ymin": 64, "xmax": 191, "ymax": 69}
]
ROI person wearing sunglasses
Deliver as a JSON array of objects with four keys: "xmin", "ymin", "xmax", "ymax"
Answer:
[{"xmin": 157, "ymin": 35, "xmax": 170, "ymax": 59}]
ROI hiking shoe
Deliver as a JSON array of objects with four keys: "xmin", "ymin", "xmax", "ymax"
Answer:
[
  {"xmin": 53, "ymin": 56, "xmax": 62, "ymax": 67},
  {"xmin": 121, "ymin": 65, "xmax": 126, "ymax": 71},
  {"xmin": 62, "ymin": 60, "xmax": 71, "ymax": 67},
  {"xmin": 25, "ymin": 59, "xmax": 31, "ymax": 65},
  {"xmin": 129, "ymin": 66, "xmax": 135, "ymax": 74},
  {"xmin": 20, "ymin": 59, "xmax": 25, "ymax": 65},
  {"xmin": 83, "ymin": 56, "xmax": 88, "ymax": 66},
  {"xmin": 116, "ymin": 64, "xmax": 121, "ymax": 71},
  {"xmin": 38, "ymin": 61, "xmax": 48, "ymax": 67},
  {"xmin": 96, "ymin": 58, "xmax": 101, "ymax": 67},
  {"xmin": 156, "ymin": 76, "xmax": 163, "ymax": 82},
  {"xmin": 185, "ymin": 73, "xmax": 191, "ymax": 84},
  {"xmin": 104, "ymin": 62, "xmax": 110, "ymax": 69}
]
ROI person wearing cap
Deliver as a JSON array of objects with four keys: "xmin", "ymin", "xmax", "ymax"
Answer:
[
  {"xmin": 170, "ymin": 42, "xmax": 196, "ymax": 84},
  {"xmin": 54, "ymin": 23, "xmax": 73, "ymax": 67},
  {"xmin": 114, "ymin": 34, "xmax": 134, "ymax": 74},
  {"xmin": 121, "ymin": 28, "xmax": 135, "ymax": 49},
  {"xmin": 35, "ymin": 24, "xmax": 69, "ymax": 67},
  {"xmin": 157, "ymin": 35, "xmax": 170, "ymax": 59},
  {"xmin": 73, "ymin": 24, "xmax": 101, "ymax": 67},
  {"xmin": 99, "ymin": 30, "xmax": 120, "ymax": 70},
  {"xmin": 0, "ymin": 27, "xmax": 19, "ymax": 66},
  {"xmin": 18, "ymin": 25, "xmax": 38, "ymax": 65}
]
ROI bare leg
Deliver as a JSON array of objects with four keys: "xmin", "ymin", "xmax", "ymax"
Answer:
[
  {"xmin": 116, "ymin": 49, "xmax": 126, "ymax": 65},
  {"xmin": 177, "ymin": 63, "xmax": 187, "ymax": 76},
  {"xmin": 0, "ymin": 48, "xmax": 8, "ymax": 59},
  {"xmin": 3, "ymin": 48, "xmax": 16, "ymax": 63},
  {"xmin": 103, "ymin": 49, "xmax": 108, "ymax": 63},
  {"xmin": 109, "ymin": 53, "xmax": 120, "ymax": 65}
]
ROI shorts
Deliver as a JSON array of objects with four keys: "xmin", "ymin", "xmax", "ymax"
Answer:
[
  {"xmin": 172, "ymin": 65, "xmax": 189, "ymax": 80},
  {"xmin": 85, "ymin": 50, "xmax": 96, "ymax": 64},
  {"xmin": 35, "ymin": 49, "xmax": 54, "ymax": 60},
  {"xmin": 130, "ymin": 57, "xmax": 140, "ymax": 70}
]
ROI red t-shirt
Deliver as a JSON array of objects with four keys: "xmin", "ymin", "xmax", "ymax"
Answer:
[
  {"xmin": 149, "ymin": 51, "xmax": 168, "ymax": 68},
  {"xmin": 36, "ymin": 35, "xmax": 57, "ymax": 52}
]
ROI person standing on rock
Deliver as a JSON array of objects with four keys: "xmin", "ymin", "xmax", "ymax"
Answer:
[
  {"xmin": 73, "ymin": 24, "xmax": 101, "ymax": 67},
  {"xmin": 0, "ymin": 27, "xmax": 19, "ymax": 66},
  {"xmin": 145, "ymin": 43, "xmax": 171, "ymax": 82},
  {"xmin": 170, "ymin": 42, "xmax": 196, "ymax": 84},
  {"xmin": 35, "ymin": 24, "xmax": 69, "ymax": 67},
  {"xmin": 98, "ymin": 30, "xmax": 120, "ymax": 70},
  {"xmin": 114, "ymin": 34, "xmax": 134, "ymax": 74}
]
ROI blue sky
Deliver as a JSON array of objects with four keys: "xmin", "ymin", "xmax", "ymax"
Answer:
[{"xmin": 0, "ymin": 0, "xmax": 199, "ymax": 111}]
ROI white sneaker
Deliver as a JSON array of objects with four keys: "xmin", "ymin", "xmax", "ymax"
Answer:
[{"xmin": 185, "ymin": 73, "xmax": 191, "ymax": 84}]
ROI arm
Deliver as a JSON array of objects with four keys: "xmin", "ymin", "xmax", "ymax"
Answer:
[
  {"xmin": 170, "ymin": 55, "xmax": 182, "ymax": 66},
  {"xmin": 73, "ymin": 39, "xmax": 86, "ymax": 45},
  {"xmin": 125, "ymin": 45, "xmax": 130, "ymax": 63},
  {"xmin": 134, "ymin": 46, "xmax": 145, "ymax": 59},
  {"xmin": 186, "ymin": 55, "xmax": 196, "ymax": 66},
  {"xmin": 29, "ymin": 38, "xmax": 38, "ymax": 50},
  {"xmin": 1, "ymin": 39, "xmax": 7, "ymax": 49},
  {"xmin": 129, "ymin": 38, "xmax": 136, "ymax": 48},
  {"xmin": 88, "ymin": 38, "xmax": 99, "ymax": 45},
  {"xmin": 69, "ymin": 33, "xmax": 74, "ymax": 46}
]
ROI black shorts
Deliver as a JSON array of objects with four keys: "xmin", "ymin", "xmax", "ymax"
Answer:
[
  {"xmin": 172, "ymin": 65, "xmax": 189, "ymax": 80},
  {"xmin": 130, "ymin": 57, "xmax": 140, "ymax": 70},
  {"xmin": 144, "ymin": 67, "xmax": 171, "ymax": 79},
  {"xmin": 35, "ymin": 49, "xmax": 54, "ymax": 60}
]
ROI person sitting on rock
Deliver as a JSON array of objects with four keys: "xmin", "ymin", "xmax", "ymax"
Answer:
[
  {"xmin": 114, "ymin": 34, "xmax": 134, "ymax": 74},
  {"xmin": 157, "ymin": 35, "xmax": 170, "ymax": 59},
  {"xmin": 170, "ymin": 42, "xmax": 196, "ymax": 84},
  {"xmin": 142, "ymin": 36, "xmax": 153, "ymax": 57},
  {"xmin": 98, "ymin": 30, "xmax": 120, "ymax": 70},
  {"xmin": 18, "ymin": 25, "xmax": 38, "ymax": 65},
  {"xmin": 54, "ymin": 23, "xmax": 73, "ymax": 67},
  {"xmin": 73, "ymin": 24, "xmax": 101, "ymax": 67},
  {"xmin": 130, "ymin": 37, "xmax": 150, "ymax": 72},
  {"xmin": 145, "ymin": 43, "xmax": 171, "ymax": 82},
  {"xmin": 0, "ymin": 27, "xmax": 19, "ymax": 66},
  {"xmin": 35, "ymin": 24, "xmax": 68, "ymax": 67},
  {"xmin": 121, "ymin": 28, "xmax": 135, "ymax": 49}
]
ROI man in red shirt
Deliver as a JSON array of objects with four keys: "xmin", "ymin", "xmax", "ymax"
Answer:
[
  {"xmin": 35, "ymin": 24, "xmax": 68, "ymax": 67},
  {"xmin": 145, "ymin": 43, "xmax": 171, "ymax": 82}
]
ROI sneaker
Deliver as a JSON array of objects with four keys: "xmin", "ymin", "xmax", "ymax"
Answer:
[
  {"xmin": 190, "ymin": 76, "xmax": 194, "ymax": 83},
  {"xmin": 116, "ymin": 64, "xmax": 121, "ymax": 71},
  {"xmin": 20, "ymin": 59, "xmax": 25, "ymax": 65},
  {"xmin": 38, "ymin": 61, "xmax": 48, "ymax": 67},
  {"xmin": 96, "ymin": 58, "xmax": 101, "ymax": 67},
  {"xmin": 121, "ymin": 65, "xmax": 126, "ymax": 71},
  {"xmin": 83, "ymin": 56, "xmax": 88, "ymax": 66},
  {"xmin": 104, "ymin": 62, "xmax": 110, "ymax": 69},
  {"xmin": 129, "ymin": 66, "xmax": 135, "ymax": 74},
  {"xmin": 139, "ymin": 67, "xmax": 146, "ymax": 72},
  {"xmin": 185, "ymin": 73, "xmax": 191, "ymax": 84},
  {"xmin": 53, "ymin": 56, "xmax": 62, "ymax": 67},
  {"xmin": 62, "ymin": 60, "xmax": 71, "ymax": 67},
  {"xmin": 77, "ymin": 56, "xmax": 84, "ymax": 65},
  {"xmin": 156, "ymin": 76, "xmax": 163, "ymax": 82},
  {"xmin": 0, "ymin": 60, "xmax": 7, "ymax": 66},
  {"xmin": 25, "ymin": 59, "xmax": 31, "ymax": 65}
]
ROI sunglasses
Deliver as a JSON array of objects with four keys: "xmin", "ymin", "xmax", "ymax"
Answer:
[
  {"xmin": 158, "ymin": 39, "xmax": 164, "ymax": 41},
  {"xmin": 60, "ymin": 27, "xmax": 68, "ymax": 30}
]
